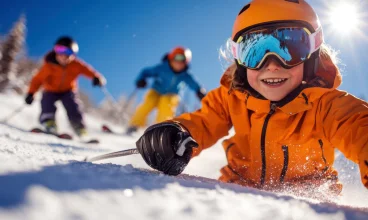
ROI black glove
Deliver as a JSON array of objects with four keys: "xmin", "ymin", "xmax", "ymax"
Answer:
[
  {"xmin": 136, "ymin": 79, "xmax": 147, "ymax": 88},
  {"xmin": 196, "ymin": 88, "xmax": 206, "ymax": 100},
  {"xmin": 92, "ymin": 77, "xmax": 103, "ymax": 87},
  {"xmin": 136, "ymin": 122, "xmax": 198, "ymax": 176},
  {"xmin": 25, "ymin": 93, "xmax": 34, "ymax": 105}
]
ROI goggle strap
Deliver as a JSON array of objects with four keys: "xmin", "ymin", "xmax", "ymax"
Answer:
[
  {"xmin": 309, "ymin": 27, "xmax": 324, "ymax": 53},
  {"xmin": 231, "ymin": 41, "xmax": 239, "ymax": 59}
]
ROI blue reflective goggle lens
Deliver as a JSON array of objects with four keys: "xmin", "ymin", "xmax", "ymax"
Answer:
[{"xmin": 236, "ymin": 27, "xmax": 316, "ymax": 70}]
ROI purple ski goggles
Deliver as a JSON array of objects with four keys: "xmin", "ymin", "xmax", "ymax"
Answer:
[{"xmin": 54, "ymin": 45, "xmax": 75, "ymax": 56}]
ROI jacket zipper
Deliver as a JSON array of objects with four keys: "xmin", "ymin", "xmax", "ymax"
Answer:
[
  {"xmin": 280, "ymin": 145, "xmax": 289, "ymax": 183},
  {"xmin": 58, "ymin": 67, "xmax": 67, "ymax": 90},
  {"xmin": 260, "ymin": 103, "xmax": 276, "ymax": 186},
  {"xmin": 166, "ymin": 73, "xmax": 179, "ymax": 94},
  {"xmin": 318, "ymin": 139, "xmax": 329, "ymax": 172},
  {"xmin": 169, "ymin": 77, "xmax": 176, "ymax": 91},
  {"xmin": 318, "ymin": 139, "xmax": 327, "ymax": 164}
]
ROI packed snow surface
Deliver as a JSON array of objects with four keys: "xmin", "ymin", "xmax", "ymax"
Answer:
[{"xmin": 0, "ymin": 94, "xmax": 367, "ymax": 220}]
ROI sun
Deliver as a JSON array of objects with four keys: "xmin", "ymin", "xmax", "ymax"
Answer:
[{"xmin": 328, "ymin": 3, "xmax": 360, "ymax": 34}]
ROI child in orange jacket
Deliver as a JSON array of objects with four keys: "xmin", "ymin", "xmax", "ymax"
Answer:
[
  {"xmin": 25, "ymin": 36, "xmax": 105, "ymax": 136},
  {"xmin": 135, "ymin": 0, "xmax": 368, "ymax": 199}
]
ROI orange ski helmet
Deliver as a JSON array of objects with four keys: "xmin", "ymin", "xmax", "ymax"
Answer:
[
  {"xmin": 232, "ymin": 0, "xmax": 321, "ymax": 41},
  {"xmin": 232, "ymin": 0, "xmax": 323, "ymax": 81},
  {"xmin": 168, "ymin": 47, "xmax": 192, "ymax": 64}
]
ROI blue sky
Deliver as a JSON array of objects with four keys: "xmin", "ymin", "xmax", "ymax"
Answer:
[{"xmin": 0, "ymin": 0, "xmax": 367, "ymax": 106}]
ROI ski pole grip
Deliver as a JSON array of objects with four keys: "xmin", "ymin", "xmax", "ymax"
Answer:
[{"xmin": 175, "ymin": 134, "xmax": 198, "ymax": 156}]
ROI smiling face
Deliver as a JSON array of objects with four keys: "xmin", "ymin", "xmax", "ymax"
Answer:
[
  {"xmin": 247, "ymin": 58, "xmax": 304, "ymax": 101},
  {"xmin": 170, "ymin": 60, "xmax": 187, "ymax": 72},
  {"xmin": 55, "ymin": 54, "xmax": 74, "ymax": 66}
]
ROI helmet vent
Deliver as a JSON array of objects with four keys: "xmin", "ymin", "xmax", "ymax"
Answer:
[{"xmin": 238, "ymin": 4, "xmax": 250, "ymax": 15}]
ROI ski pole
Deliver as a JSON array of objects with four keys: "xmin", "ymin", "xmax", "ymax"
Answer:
[
  {"xmin": 1, "ymin": 105, "xmax": 26, "ymax": 123},
  {"xmin": 83, "ymin": 148, "xmax": 139, "ymax": 162},
  {"xmin": 119, "ymin": 88, "xmax": 138, "ymax": 124},
  {"xmin": 121, "ymin": 88, "xmax": 138, "ymax": 113},
  {"xmin": 84, "ymin": 135, "xmax": 197, "ymax": 162},
  {"xmin": 101, "ymin": 86, "xmax": 118, "ymax": 104},
  {"xmin": 101, "ymin": 86, "xmax": 138, "ymax": 112},
  {"xmin": 100, "ymin": 87, "xmax": 138, "ymax": 124}
]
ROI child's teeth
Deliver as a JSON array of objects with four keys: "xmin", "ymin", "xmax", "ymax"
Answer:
[{"xmin": 263, "ymin": 78, "xmax": 286, "ymax": 84}]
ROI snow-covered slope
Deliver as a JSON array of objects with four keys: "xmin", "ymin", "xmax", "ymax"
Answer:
[{"xmin": 0, "ymin": 93, "xmax": 367, "ymax": 220}]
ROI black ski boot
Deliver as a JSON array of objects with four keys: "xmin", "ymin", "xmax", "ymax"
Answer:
[
  {"xmin": 42, "ymin": 119, "xmax": 58, "ymax": 134},
  {"xmin": 125, "ymin": 126, "xmax": 137, "ymax": 135},
  {"xmin": 71, "ymin": 122, "xmax": 87, "ymax": 137}
]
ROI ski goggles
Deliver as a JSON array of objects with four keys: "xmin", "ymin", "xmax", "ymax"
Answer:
[
  {"xmin": 54, "ymin": 45, "xmax": 75, "ymax": 56},
  {"xmin": 231, "ymin": 26, "xmax": 323, "ymax": 70},
  {"xmin": 173, "ymin": 54, "xmax": 186, "ymax": 62}
]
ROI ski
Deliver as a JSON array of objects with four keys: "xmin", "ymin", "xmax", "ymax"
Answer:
[
  {"xmin": 83, "ymin": 139, "xmax": 100, "ymax": 144},
  {"xmin": 84, "ymin": 148, "xmax": 139, "ymax": 162},
  {"xmin": 101, "ymin": 124, "xmax": 135, "ymax": 136},
  {"xmin": 102, "ymin": 124, "xmax": 114, "ymax": 133},
  {"xmin": 30, "ymin": 128, "xmax": 73, "ymax": 140},
  {"xmin": 30, "ymin": 128, "xmax": 99, "ymax": 144}
]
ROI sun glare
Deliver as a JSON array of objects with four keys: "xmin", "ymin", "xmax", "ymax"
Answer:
[{"xmin": 328, "ymin": 3, "xmax": 360, "ymax": 34}]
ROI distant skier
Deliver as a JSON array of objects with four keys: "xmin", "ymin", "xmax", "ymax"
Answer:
[
  {"xmin": 135, "ymin": 0, "xmax": 368, "ymax": 200},
  {"xmin": 126, "ymin": 46, "xmax": 206, "ymax": 134},
  {"xmin": 25, "ymin": 36, "xmax": 105, "ymax": 136}
]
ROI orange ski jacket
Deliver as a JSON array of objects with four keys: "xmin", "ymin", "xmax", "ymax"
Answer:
[
  {"xmin": 28, "ymin": 53, "xmax": 101, "ymax": 94},
  {"xmin": 173, "ymin": 56, "xmax": 368, "ymax": 193}
]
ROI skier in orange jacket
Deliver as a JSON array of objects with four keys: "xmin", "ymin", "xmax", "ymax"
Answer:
[
  {"xmin": 26, "ymin": 36, "xmax": 105, "ymax": 136},
  {"xmin": 135, "ymin": 0, "xmax": 368, "ymax": 199}
]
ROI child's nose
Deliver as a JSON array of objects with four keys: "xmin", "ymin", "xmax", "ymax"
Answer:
[{"xmin": 264, "ymin": 58, "xmax": 281, "ymax": 72}]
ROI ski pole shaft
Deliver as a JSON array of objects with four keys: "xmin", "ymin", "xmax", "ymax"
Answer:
[
  {"xmin": 121, "ymin": 88, "xmax": 138, "ymax": 112},
  {"xmin": 119, "ymin": 88, "xmax": 138, "ymax": 124},
  {"xmin": 84, "ymin": 148, "xmax": 139, "ymax": 162},
  {"xmin": 101, "ymin": 86, "xmax": 118, "ymax": 104},
  {"xmin": 1, "ymin": 105, "xmax": 26, "ymax": 123}
]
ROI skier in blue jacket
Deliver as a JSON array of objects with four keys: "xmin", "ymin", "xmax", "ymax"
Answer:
[{"xmin": 127, "ymin": 46, "xmax": 205, "ymax": 134}]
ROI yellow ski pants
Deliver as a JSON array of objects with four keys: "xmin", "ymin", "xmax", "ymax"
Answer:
[{"xmin": 129, "ymin": 89, "xmax": 179, "ymax": 127}]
